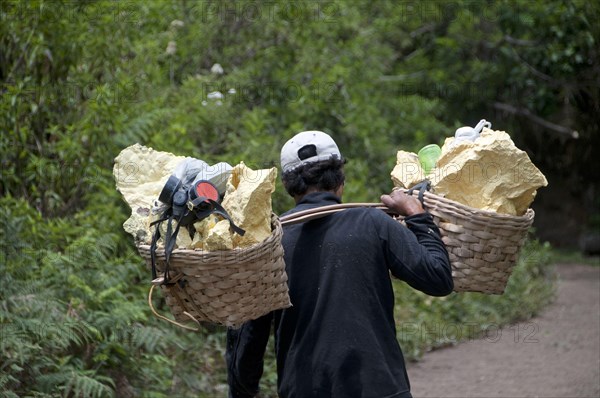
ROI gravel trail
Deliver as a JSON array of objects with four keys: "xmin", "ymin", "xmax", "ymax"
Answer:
[{"xmin": 407, "ymin": 264, "xmax": 600, "ymax": 398}]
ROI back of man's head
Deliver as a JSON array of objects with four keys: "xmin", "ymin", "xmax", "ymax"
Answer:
[{"xmin": 280, "ymin": 131, "xmax": 345, "ymax": 198}]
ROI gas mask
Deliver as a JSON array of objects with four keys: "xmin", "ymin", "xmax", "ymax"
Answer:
[{"xmin": 150, "ymin": 161, "xmax": 245, "ymax": 285}]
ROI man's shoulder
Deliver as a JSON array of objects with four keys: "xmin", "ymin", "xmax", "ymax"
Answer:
[{"xmin": 333, "ymin": 206, "xmax": 394, "ymax": 226}]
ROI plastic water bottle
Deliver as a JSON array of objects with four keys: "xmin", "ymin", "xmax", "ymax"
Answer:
[
  {"xmin": 473, "ymin": 119, "xmax": 491, "ymax": 134},
  {"xmin": 453, "ymin": 119, "xmax": 492, "ymax": 144},
  {"xmin": 454, "ymin": 126, "xmax": 478, "ymax": 142}
]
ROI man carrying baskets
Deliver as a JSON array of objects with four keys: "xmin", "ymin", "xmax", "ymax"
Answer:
[{"xmin": 226, "ymin": 131, "xmax": 454, "ymax": 398}]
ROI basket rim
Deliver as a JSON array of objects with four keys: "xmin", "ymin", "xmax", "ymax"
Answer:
[
  {"xmin": 415, "ymin": 190, "xmax": 535, "ymax": 222},
  {"xmin": 138, "ymin": 213, "xmax": 281, "ymax": 257}
]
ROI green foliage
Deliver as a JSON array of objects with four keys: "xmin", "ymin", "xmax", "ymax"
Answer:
[
  {"xmin": 0, "ymin": 197, "xmax": 229, "ymax": 397},
  {"xmin": 3, "ymin": 0, "xmax": 592, "ymax": 396},
  {"xmin": 548, "ymin": 247, "xmax": 600, "ymax": 266}
]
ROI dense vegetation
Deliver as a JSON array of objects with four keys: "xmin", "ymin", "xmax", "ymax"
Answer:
[{"xmin": 1, "ymin": 1, "xmax": 595, "ymax": 396}]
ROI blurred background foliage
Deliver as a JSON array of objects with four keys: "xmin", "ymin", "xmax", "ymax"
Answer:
[{"xmin": 0, "ymin": 0, "xmax": 596, "ymax": 397}]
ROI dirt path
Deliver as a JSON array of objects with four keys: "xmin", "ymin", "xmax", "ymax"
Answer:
[{"xmin": 406, "ymin": 264, "xmax": 600, "ymax": 398}]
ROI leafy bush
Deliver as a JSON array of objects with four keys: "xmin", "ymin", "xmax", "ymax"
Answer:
[{"xmin": 0, "ymin": 196, "xmax": 232, "ymax": 398}]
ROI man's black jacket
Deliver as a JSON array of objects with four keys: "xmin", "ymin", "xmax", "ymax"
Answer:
[{"xmin": 227, "ymin": 192, "xmax": 453, "ymax": 398}]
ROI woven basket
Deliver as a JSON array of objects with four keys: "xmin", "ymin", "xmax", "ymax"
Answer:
[
  {"xmin": 138, "ymin": 214, "xmax": 291, "ymax": 329},
  {"xmin": 410, "ymin": 190, "xmax": 535, "ymax": 294}
]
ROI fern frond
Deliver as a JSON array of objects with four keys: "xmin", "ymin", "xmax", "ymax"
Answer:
[
  {"xmin": 63, "ymin": 370, "xmax": 116, "ymax": 398},
  {"xmin": 0, "ymin": 373, "xmax": 20, "ymax": 398},
  {"xmin": 38, "ymin": 369, "xmax": 115, "ymax": 398},
  {"xmin": 129, "ymin": 324, "xmax": 165, "ymax": 352},
  {"xmin": 116, "ymin": 108, "xmax": 172, "ymax": 146}
]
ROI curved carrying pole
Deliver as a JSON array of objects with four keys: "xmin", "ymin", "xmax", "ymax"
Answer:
[
  {"xmin": 279, "ymin": 202, "xmax": 398, "ymax": 226},
  {"xmin": 279, "ymin": 186, "xmax": 431, "ymax": 226}
]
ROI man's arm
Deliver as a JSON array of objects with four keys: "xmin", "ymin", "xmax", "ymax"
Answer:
[
  {"xmin": 226, "ymin": 312, "xmax": 273, "ymax": 398},
  {"xmin": 380, "ymin": 190, "xmax": 454, "ymax": 296}
]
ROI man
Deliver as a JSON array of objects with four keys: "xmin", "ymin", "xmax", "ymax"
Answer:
[{"xmin": 227, "ymin": 131, "xmax": 453, "ymax": 398}]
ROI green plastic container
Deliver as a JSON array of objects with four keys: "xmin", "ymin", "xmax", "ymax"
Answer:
[{"xmin": 418, "ymin": 144, "xmax": 442, "ymax": 174}]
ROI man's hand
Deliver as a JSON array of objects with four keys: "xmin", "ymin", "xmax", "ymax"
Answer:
[{"xmin": 380, "ymin": 189, "xmax": 425, "ymax": 217}]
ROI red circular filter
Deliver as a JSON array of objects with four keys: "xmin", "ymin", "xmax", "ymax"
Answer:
[{"xmin": 194, "ymin": 181, "xmax": 219, "ymax": 202}]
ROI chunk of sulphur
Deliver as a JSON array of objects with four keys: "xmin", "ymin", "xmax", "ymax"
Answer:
[
  {"xmin": 390, "ymin": 150, "xmax": 427, "ymax": 189},
  {"xmin": 220, "ymin": 162, "xmax": 277, "ymax": 248},
  {"xmin": 431, "ymin": 128, "xmax": 548, "ymax": 215},
  {"xmin": 114, "ymin": 144, "xmax": 185, "ymax": 244}
]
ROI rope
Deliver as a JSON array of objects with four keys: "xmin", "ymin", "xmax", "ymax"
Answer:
[{"xmin": 148, "ymin": 285, "xmax": 201, "ymax": 332}]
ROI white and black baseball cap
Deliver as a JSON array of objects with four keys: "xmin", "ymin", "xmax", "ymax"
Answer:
[{"xmin": 280, "ymin": 131, "xmax": 342, "ymax": 173}]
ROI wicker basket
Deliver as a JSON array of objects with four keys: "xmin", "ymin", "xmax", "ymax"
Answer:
[
  {"xmin": 411, "ymin": 190, "xmax": 535, "ymax": 294},
  {"xmin": 138, "ymin": 214, "xmax": 291, "ymax": 329}
]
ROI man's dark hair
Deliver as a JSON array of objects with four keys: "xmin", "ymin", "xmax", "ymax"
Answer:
[{"xmin": 282, "ymin": 157, "xmax": 346, "ymax": 197}]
